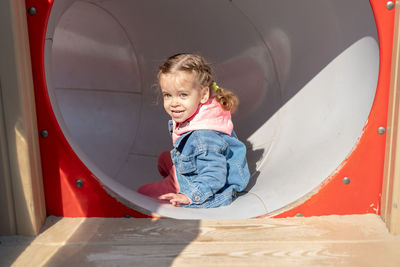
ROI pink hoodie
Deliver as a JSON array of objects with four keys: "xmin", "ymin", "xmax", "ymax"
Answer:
[{"xmin": 171, "ymin": 97, "xmax": 233, "ymax": 144}]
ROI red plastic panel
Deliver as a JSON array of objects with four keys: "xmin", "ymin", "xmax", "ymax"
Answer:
[{"xmin": 25, "ymin": 0, "xmax": 394, "ymax": 218}]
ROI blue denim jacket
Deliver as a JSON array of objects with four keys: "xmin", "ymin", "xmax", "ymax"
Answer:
[{"xmin": 169, "ymin": 121, "xmax": 250, "ymax": 208}]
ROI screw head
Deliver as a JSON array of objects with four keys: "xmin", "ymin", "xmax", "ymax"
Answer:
[
  {"xmin": 28, "ymin": 7, "xmax": 37, "ymax": 15},
  {"xmin": 387, "ymin": 1, "xmax": 395, "ymax": 10},
  {"xmin": 75, "ymin": 179, "xmax": 84, "ymax": 188},
  {"xmin": 40, "ymin": 130, "xmax": 49, "ymax": 138},
  {"xmin": 295, "ymin": 213, "xmax": 304, "ymax": 217},
  {"xmin": 378, "ymin": 127, "xmax": 386, "ymax": 135},
  {"xmin": 342, "ymin": 177, "xmax": 351, "ymax": 185}
]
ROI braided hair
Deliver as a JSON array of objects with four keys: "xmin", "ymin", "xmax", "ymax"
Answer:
[{"xmin": 158, "ymin": 53, "xmax": 239, "ymax": 113}]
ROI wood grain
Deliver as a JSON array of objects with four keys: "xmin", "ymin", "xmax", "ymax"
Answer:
[
  {"xmin": 382, "ymin": 0, "xmax": 400, "ymax": 235},
  {"xmin": 1, "ymin": 214, "xmax": 400, "ymax": 266}
]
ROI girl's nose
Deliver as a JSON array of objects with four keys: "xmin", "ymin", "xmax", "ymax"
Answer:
[{"xmin": 171, "ymin": 97, "xmax": 179, "ymax": 106}]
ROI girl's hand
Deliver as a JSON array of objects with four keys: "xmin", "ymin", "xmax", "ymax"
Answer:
[{"xmin": 159, "ymin": 193, "xmax": 191, "ymax": 206}]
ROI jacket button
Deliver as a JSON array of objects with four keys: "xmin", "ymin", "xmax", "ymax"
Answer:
[{"xmin": 194, "ymin": 195, "xmax": 201, "ymax": 202}]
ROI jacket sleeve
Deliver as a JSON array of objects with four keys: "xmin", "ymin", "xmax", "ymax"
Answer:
[{"xmin": 178, "ymin": 134, "xmax": 228, "ymax": 205}]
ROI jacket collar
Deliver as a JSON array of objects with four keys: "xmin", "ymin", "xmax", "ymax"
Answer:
[{"xmin": 169, "ymin": 97, "xmax": 233, "ymax": 146}]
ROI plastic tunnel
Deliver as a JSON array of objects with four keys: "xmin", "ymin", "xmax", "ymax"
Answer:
[{"xmin": 26, "ymin": 0, "xmax": 395, "ymax": 219}]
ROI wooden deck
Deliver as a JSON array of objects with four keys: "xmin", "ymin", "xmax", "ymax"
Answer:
[{"xmin": 1, "ymin": 214, "xmax": 400, "ymax": 266}]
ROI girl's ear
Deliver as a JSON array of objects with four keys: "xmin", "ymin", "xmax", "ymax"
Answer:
[{"xmin": 200, "ymin": 86, "xmax": 210, "ymax": 104}]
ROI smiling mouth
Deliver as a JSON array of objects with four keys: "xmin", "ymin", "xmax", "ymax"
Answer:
[{"xmin": 171, "ymin": 110, "xmax": 184, "ymax": 117}]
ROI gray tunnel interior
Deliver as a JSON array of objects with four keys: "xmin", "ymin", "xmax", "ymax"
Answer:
[{"xmin": 44, "ymin": 0, "xmax": 379, "ymax": 219}]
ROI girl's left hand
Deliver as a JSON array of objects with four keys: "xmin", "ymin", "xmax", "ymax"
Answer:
[{"xmin": 159, "ymin": 193, "xmax": 191, "ymax": 206}]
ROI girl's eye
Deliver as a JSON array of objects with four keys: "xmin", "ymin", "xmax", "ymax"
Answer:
[
  {"xmin": 180, "ymin": 93, "xmax": 188, "ymax": 98},
  {"xmin": 163, "ymin": 93, "xmax": 171, "ymax": 99}
]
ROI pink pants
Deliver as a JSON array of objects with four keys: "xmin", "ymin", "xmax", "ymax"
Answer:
[{"xmin": 137, "ymin": 151, "xmax": 180, "ymax": 199}]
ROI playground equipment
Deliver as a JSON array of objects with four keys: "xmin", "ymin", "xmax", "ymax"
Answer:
[{"xmin": 25, "ymin": 0, "xmax": 396, "ymax": 219}]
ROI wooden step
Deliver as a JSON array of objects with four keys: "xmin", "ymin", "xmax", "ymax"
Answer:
[{"xmin": 1, "ymin": 214, "xmax": 399, "ymax": 266}]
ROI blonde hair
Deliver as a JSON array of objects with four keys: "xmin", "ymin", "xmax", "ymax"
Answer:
[{"xmin": 158, "ymin": 53, "xmax": 239, "ymax": 113}]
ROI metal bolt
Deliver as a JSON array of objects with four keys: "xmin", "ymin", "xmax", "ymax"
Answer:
[
  {"xmin": 75, "ymin": 179, "xmax": 84, "ymax": 188},
  {"xmin": 40, "ymin": 130, "xmax": 49, "ymax": 138},
  {"xmin": 124, "ymin": 214, "xmax": 132, "ymax": 218},
  {"xmin": 387, "ymin": 1, "xmax": 395, "ymax": 10},
  {"xmin": 378, "ymin": 127, "xmax": 386, "ymax": 135},
  {"xmin": 342, "ymin": 177, "xmax": 351, "ymax": 185},
  {"xmin": 295, "ymin": 213, "xmax": 304, "ymax": 217},
  {"xmin": 28, "ymin": 7, "xmax": 37, "ymax": 15}
]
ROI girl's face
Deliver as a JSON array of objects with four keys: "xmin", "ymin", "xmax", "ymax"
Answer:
[{"xmin": 160, "ymin": 71, "xmax": 209, "ymax": 123}]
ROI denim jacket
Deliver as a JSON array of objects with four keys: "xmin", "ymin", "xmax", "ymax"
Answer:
[{"xmin": 169, "ymin": 121, "xmax": 250, "ymax": 208}]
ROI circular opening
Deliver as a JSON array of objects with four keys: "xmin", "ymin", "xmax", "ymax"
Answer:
[{"xmin": 45, "ymin": 0, "xmax": 379, "ymax": 219}]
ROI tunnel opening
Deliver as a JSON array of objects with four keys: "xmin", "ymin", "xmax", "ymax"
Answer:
[{"xmin": 44, "ymin": 0, "xmax": 379, "ymax": 219}]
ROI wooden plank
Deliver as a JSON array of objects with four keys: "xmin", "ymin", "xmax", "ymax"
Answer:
[
  {"xmin": 0, "ymin": 88, "xmax": 16, "ymax": 235},
  {"xmin": 382, "ymin": 1, "xmax": 400, "ymax": 235},
  {"xmin": 36, "ymin": 215, "xmax": 393, "ymax": 244},
  {"xmin": 3, "ymin": 241, "xmax": 398, "ymax": 267},
  {"xmin": 0, "ymin": 0, "xmax": 46, "ymax": 235},
  {"xmin": 2, "ymin": 215, "xmax": 400, "ymax": 266}
]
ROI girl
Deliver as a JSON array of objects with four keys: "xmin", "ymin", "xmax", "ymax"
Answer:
[{"xmin": 138, "ymin": 53, "xmax": 250, "ymax": 208}]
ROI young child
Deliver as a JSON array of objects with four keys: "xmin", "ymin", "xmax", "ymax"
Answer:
[{"xmin": 138, "ymin": 53, "xmax": 250, "ymax": 208}]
